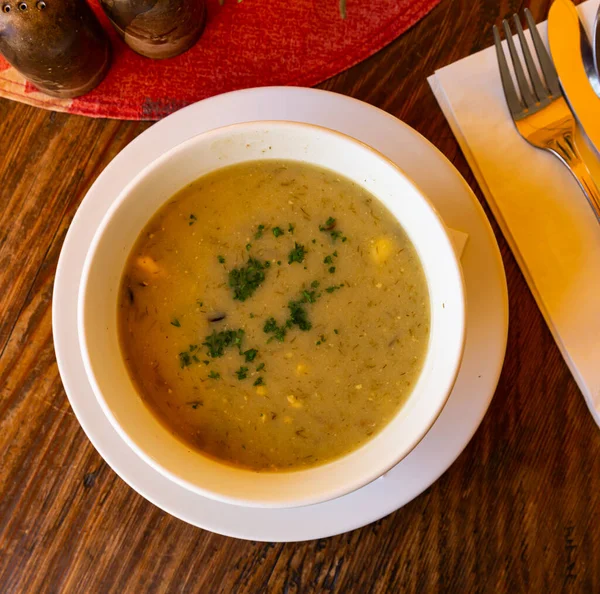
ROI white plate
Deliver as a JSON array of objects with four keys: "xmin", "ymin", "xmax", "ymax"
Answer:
[{"xmin": 53, "ymin": 87, "xmax": 508, "ymax": 542}]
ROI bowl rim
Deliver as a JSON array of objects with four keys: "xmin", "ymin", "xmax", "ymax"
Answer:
[{"xmin": 77, "ymin": 119, "xmax": 467, "ymax": 508}]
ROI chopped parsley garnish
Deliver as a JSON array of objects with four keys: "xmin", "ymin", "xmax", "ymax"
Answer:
[
  {"xmin": 243, "ymin": 348, "xmax": 258, "ymax": 362},
  {"xmin": 208, "ymin": 370, "xmax": 220, "ymax": 379},
  {"xmin": 277, "ymin": 260, "xmax": 282, "ymax": 266},
  {"xmin": 217, "ymin": 255, "xmax": 225, "ymax": 264},
  {"xmin": 256, "ymin": 362, "xmax": 265, "ymax": 372},
  {"xmin": 332, "ymin": 231, "xmax": 347, "ymax": 242},
  {"xmin": 288, "ymin": 223, "xmax": 295, "ymax": 234},
  {"xmin": 246, "ymin": 243, "xmax": 252, "ymax": 251},
  {"xmin": 316, "ymin": 334, "xmax": 326, "ymax": 345},
  {"xmin": 320, "ymin": 217, "xmax": 346, "ymax": 241},
  {"xmin": 288, "ymin": 242, "xmax": 306, "ymax": 264},
  {"xmin": 235, "ymin": 366, "xmax": 249, "ymax": 380},
  {"xmin": 197, "ymin": 300, "xmax": 204, "ymax": 306},
  {"xmin": 334, "ymin": 329, "xmax": 339, "ymax": 334},
  {"xmin": 311, "ymin": 280, "xmax": 320, "ymax": 288},
  {"xmin": 179, "ymin": 351, "xmax": 192, "ymax": 368},
  {"xmin": 188, "ymin": 214, "xmax": 197, "ymax": 226},
  {"xmin": 272, "ymin": 226, "xmax": 284, "ymax": 238},
  {"xmin": 288, "ymin": 299, "xmax": 312, "ymax": 331},
  {"xmin": 323, "ymin": 255, "xmax": 333, "ymax": 265},
  {"xmin": 170, "ymin": 318, "xmax": 181, "ymax": 327},
  {"xmin": 189, "ymin": 344, "xmax": 198, "ymax": 352},
  {"xmin": 253, "ymin": 376, "xmax": 265, "ymax": 386},
  {"xmin": 301, "ymin": 290, "xmax": 318, "ymax": 304},
  {"xmin": 319, "ymin": 217, "xmax": 336, "ymax": 231},
  {"xmin": 265, "ymin": 261, "xmax": 271, "ymax": 268},
  {"xmin": 228, "ymin": 258, "xmax": 267, "ymax": 301},
  {"xmin": 254, "ymin": 224, "xmax": 265, "ymax": 239},
  {"xmin": 325, "ymin": 284, "xmax": 344, "ymax": 294},
  {"xmin": 203, "ymin": 329, "xmax": 244, "ymax": 358},
  {"xmin": 263, "ymin": 317, "xmax": 287, "ymax": 342},
  {"xmin": 192, "ymin": 355, "xmax": 200, "ymax": 363},
  {"xmin": 203, "ymin": 360, "xmax": 210, "ymax": 365},
  {"xmin": 329, "ymin": 266, "xmax": 336, "ymax": 274},
  {"xmin": 312, "ymin": 239, "xmax": 316, "ymax": 244}
]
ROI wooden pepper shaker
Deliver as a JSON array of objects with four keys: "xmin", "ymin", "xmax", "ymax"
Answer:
[
  {"xmin": 99, "ymin": 0, "xmax": 206, "ymax": 60},
  {"xmin": 0, "ymin": 0, "xmax": 111, "ymax": 98}
]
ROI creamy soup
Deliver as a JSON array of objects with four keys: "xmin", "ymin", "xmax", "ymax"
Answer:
[{"xmin": 118, "ymin": 160, "xmax": 430, "ymax": 471}]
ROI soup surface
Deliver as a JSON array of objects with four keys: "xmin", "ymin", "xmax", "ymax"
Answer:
[{"xmin": 118, "ymin": 160, "xmax": 430, "ymax": 471}]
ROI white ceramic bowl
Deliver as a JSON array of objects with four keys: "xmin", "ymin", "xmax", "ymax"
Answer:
[{"xmin": 78, "ymin": 121, "xmax": 466, "ymax": 509}]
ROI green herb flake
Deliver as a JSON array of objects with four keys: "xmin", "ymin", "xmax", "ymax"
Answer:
[
  {"xmin": 235, "ymin": 366, "xmax": 249, "ymax": 380},
  {"xmin": 316, "ymin": 334, "xmax": 327, "ymax": 346},
  {"xmin": 311, "ymin": 280, "xmax": 320, "ymax": 288},
  {"xmin": 179, "ymin": 351, "xmax": 192, "ymax": 368},
  {"xmin": 218, "ymin": 255, "xmax": 225, "ymax": 264},
  {"xmin": 288, "ymin": 300, "xmax": 311, "ymax": 331},
  {"xmin": 329, "ymin": 266, "xmax": 336, "ymax": 274},
  {"xmin": 246, "ymin": 243, "xmax": 252, "ymax": 251},
  {"xmin": 192, "ymin": 355, "xmax": 200, "ymax": 363},
  {"xmin": 188, "ymin": 214, "xmax": 197, "ymax": 226},
  {"xmin": 208, "ymin": 370, "xmax": 221, "ymax": 379},
  {"xmin": 288, "ymin": 223, "xmax": 295, "ymax": 234},
  {"xmin": 325, "ymin": 284, "xmax": 344, "ymax": 294},
  {"xmin": 254, "ymin": 224, "xmax": 265, "ymax": 239},
  {"xmin": 277, "ymin": 260, "xmax": 282, "ymax": 266},
  {"xmin": 334, "ymin": 329, "xmax": 339, "ymax": 335},
  {"xmin": 170, "ymin": 318, "xmax": 181, "ymax": 327},
  {"xmin": 272, "ymin": 226, "xmax": 284, "ymax": 238},
  {"xmin": 256, "ymin": 362, "xmax": 265, "ymax": 372},
  {"xmin": 263, "ymin": 317, "xmax": 287, "ymax": 342},
  {"xmin": 301, "ymin": 290, "xmax": 318, "ymax": 304},
  {"xmin": 323, "ymin": 255, "xmax": 333, "ymax": 265},
  {"xmin": 203, "ymin": 328, "xmax": 245, "ymax": 358},
  {"xmin": 319, "ymin": 216, "xmax": 336, "ymax": 232},
  {"xmin": 288, "ymin": 242, "xmax": 306, "ymax": 264},
  {"xmin": 243, "ymin": 348, "xmax": 258, "ymax": 362},
  {"xmin": 228, "ymin": 258, "xmax": 267, "ymax": 301},
  {"xmin": 253, "ymin": 376, "xmax": 265, "ymax": 386},
  {"xmin": 203, "ymin": 360, "xmax": 210, "ymax": 365}
]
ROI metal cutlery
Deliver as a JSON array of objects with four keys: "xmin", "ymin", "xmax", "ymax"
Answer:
[
  {"xmin": 579, "ymin": 8, "xmax": 600, "ymax": 98},
  {"xmin": 595, "ymin": 5, "xmax": 599, "ymax": 79},
  {"xmin": 493, "ymin": 9, "xmax": 600, "ymax": 222}
]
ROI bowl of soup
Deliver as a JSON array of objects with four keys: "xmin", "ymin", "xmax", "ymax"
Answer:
[{"xmin": 78, "ymin": 121, "xmax": 466, "ymax": 508}]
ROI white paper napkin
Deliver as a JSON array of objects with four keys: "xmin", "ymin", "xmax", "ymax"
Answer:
[{"xmin": 428, "ymin": 0, "xmax": 600, "ymax": 428}]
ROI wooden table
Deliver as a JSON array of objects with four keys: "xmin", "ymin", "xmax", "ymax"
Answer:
[{"xmin": 1, "ymin": 0, "xmax": 599, "ymax": 591}]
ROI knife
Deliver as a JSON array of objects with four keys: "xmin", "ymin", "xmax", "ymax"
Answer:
[
  {"xmin": 579, "ymin": 7, "xmax": 600, "ymax": 98},
  {"xmin": 595, "ymin": 5, "xmax": 599, "ymax": 78},
  {"xmin": 548, "ymin": 0, "xmax": 600, "ymax": 154}
]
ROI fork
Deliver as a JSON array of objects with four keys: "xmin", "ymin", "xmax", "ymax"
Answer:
[{"xmin": 493, "ymin": 9, "xmax": 600, "ymax": 222}]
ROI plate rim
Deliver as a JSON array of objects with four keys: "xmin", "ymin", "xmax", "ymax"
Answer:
[{"xmin": 52, "ymin": 86, "xmax": 508, "ymax": 542}]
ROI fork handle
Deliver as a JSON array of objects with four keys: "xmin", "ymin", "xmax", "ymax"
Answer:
[{"xmin": 549, "ymin": 133, "xmax": 600, "ymax": 223}]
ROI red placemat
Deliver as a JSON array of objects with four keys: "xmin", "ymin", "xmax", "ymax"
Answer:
[{"xmin": 0, "ymin": 0, "xmax": 441, "ymax": 120}]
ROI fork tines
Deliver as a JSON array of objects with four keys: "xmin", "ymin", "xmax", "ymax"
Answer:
[{"xmin": 493, "ymin": 9, "xmax": 562, "ymax": 119}]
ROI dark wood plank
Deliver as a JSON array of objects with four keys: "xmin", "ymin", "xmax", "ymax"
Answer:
[{"xmin": 1, "ymin": 0, "xmax": 599, "ymax": 592}]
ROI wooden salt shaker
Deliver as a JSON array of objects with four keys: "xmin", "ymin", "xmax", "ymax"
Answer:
[
  {"xmin": 0, "ymin": 0, "xmax": 111, "ymax": 98},
  {"xmin": 99, "ymin": 0, "xmax": 206, "ymax": 60}
]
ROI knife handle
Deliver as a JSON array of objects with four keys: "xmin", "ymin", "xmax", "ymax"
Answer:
[{"xmin": 549, "ymin": 133, "xmax": 600, "ymax": 224}]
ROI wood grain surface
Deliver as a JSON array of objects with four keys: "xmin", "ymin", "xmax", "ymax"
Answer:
[{"xmin": 1, "ymin": 0, "xmax": 599, "ymax": 592}]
